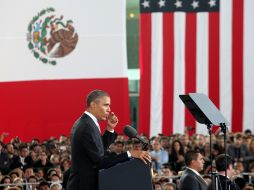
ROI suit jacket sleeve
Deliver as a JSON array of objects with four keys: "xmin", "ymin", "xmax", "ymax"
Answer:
[
  {"xmin": 102, "ymin": 130, "xmax": 118, "ymax": 151},
  {"xmin": 180, "ymin": 174, "xmax": 201, "ymax": 190}
]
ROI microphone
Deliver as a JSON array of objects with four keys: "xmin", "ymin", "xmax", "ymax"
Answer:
[{"xmin": 123, "ymin": 125, "xmax": 149, "ymax": 150}]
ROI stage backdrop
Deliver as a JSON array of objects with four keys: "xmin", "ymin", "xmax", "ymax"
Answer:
[
  {"xmin": 138, "ymin": 0, "xmax": 254, "ymax": 137},
  {"xmin": 0, "ymin": 0, "xmax": 130, "ymax": 142}
]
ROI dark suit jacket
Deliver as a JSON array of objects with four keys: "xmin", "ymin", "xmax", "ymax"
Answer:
[
  {"xmin": 208, "ymin": 174, "xmax": 240, "ymax": 190},
  {"xmin": 179, "ymin": 168, "xmax": 208, "ymax": 190},
  {"xmin": 67, "ymin": 113, "xmax": 129, "ymax": 190}
]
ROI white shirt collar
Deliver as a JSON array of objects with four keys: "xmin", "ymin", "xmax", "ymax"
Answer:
[
  {"xmin": 85, "ymin": 111, "xmax": 99, "ymax": 126},
  {"xmin": 85, "ymin": 111, "xmax": 100, "ymax": 131},
  {"xmin": 186, "ymin": 167, "xmax": 200, "ymax": 176}
]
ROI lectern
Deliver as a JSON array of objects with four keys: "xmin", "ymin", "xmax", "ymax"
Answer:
[{"xmin": 99, "ymin": 158, "xmax": 153, "ymax": 190}]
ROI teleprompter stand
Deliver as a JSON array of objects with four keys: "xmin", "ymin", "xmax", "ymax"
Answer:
[{"xmin": 179, "ymin": 93, "xmax": 230, "ymax": 190}]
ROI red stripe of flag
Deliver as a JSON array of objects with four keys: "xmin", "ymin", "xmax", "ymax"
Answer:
[
  {"xmin": 138, "ymin": 13, "xmax": 152, "ymax": 137},
  {"xmin": 208, "ymin": 12, "xmax": 220, "ymax": 108},
  {"xmin": 232, "ymin": 0, "xmax": 244, "ymax": 132},
  {"xmin": 162, "ymin": 13, "xmax": 175, "ymax": 135},
  {"xmin": 209, "ymin": 12, "xmax": 220, "ymax": 132},
  {"xmin": 185, "ymin": 13, "xmax": 197, "ymax": 135}
]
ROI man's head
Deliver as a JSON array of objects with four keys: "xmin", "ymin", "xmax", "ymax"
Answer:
[
  {"xmin": 215, "ymin": 154, "xmax": 234, "ymax": 177},
  {"xmin": 18, "ymin": 143, "xmax": 28, "ymax": 158},
  {"xmin": 185, "ymin": 150, "xmax": 204, "ymax": 172},
  {"xmin": 114, "ymin": 141, "xmax": 124, "ymax": 154},
  {"xmin": 24, "ymin": 166, "xmax": 34, "ymax": 179},
  {"xmin": 152, "ymin": 139, "xmax": 161, "ymax": 151},
  {"xmin": 86, "ymin": 90, "xmax": 110, "ymax": 121},
  {"xmin": 234, "ymin": 133, "xmax": 243, "ymax": 148},
  {"xmin": 50, "ymin": 183, "xmax": 62, "ymax": 190},
  {"xmin": 39, "ymin": 181, "xmax": 50, "ymax": 190}
]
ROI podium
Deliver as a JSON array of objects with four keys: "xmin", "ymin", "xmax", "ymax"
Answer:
[{"xmin": 98, "ymin": 158, "xmax": 153, "ymax": 190}]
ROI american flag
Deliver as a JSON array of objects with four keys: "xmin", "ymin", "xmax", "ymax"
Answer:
[{"xmin": 138, "ymin": 0, "xmax": 254, "ymax": 137}]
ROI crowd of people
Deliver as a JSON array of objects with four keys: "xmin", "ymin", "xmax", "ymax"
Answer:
[{"xmin": 0, "ymin": 129, "xmax": 253, "ymax": 190}]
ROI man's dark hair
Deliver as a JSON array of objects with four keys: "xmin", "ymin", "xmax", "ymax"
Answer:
[
  {"xmin": 18, "ymin": 143, "xmax": 28, "ymax": 151},
  {"xmin": 184, "ymin": 150, "xmax": 200, "ymax": 166},
  {"xmin": 86, "ymin": 90, "xmax": 109, "ymax": 107},
  {"xmin": 215, "ymin": 154, "xmax": 233, "ymax": 172},
  {"xmin": 38, "ymin": 181, "xmax": 50, "ymax": 189}
]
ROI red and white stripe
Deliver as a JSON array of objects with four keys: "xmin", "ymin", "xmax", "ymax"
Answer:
[
  {"xmin": 139, "ymin": 0, "xmax": 254, "ymax": 137},
  {"xmin": 0, "ymin": 0, "xmax": 130, "ymax": 141}
]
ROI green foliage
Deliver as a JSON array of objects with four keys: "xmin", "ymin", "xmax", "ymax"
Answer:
[
  {"xmin": 33, "ymin": 51, "xmax": 40, "ymax": 58},
  {"xmin": 28, "ymin": 24, "xmax": 32, "ymax": 32},
  {"xmin": 28, "ymin": 42, "xmax": 34, "ymax": 49},
  {"xmin": 40, "ymin": 10, "xmax": 46, "ymax": 16},
  {"xmin": 50, "ymin": 61, "xmax": 57, "ymax": 65},
  {"xmin": 41, "ymin": 58, "xmax": 48, "ymax": 63}
]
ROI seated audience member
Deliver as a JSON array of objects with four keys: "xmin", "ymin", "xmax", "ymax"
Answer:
[
  {"xmin": 33, "ymin": 151, "xmax": 53, "ymax": 174},
  {"xmin": 38, "ymin": 181, "xmax": 50, "ymax": 190},
  {"xmin": 49, "ymin": 183, "xmax": 62, "ymax": 190},
  {"xmin": 227, "ymin": 134, "xmax": 249, "ymax": 165},
  {"xmin": 10, "ymin": 143, "xmax": 29, "ymax": 170},
  {"xmin": 132, "ymin": 140, "xmax": 142, "ymax": 151},
  {"xmin": 123, "ymin": 139, "xmax": 133, "ymax": 152},
  {"xmin": 27, "ymin": 175, "xmax": 38, "ymax": 190},
  {"xmin": 163, "ymin": 182, "xmax": 176, "ymax": 190},
  {"xmin": 0, "ymin": 175, "xmax": 12, "ymax": 189},
  {"xmin": 113, "ymin": 141, "xmax": 124, "ymax": 155},
  {"xmin": 0, "ymin": 141, "xmax": 12, "ymax": 175},
  {"xmin": 179, "ymin": 150, "xmax": 208, "ymax": 190},
  {"xmin": 153, "ymin": 182, "xmax": 162, "ymax": 190},
  {"xmin": 150, "ymin": 139, "xmax": 169, "ymax": 173},
  {"xmin": 169, "ymin": 140, "xmax": 185, "ymax": 173}
]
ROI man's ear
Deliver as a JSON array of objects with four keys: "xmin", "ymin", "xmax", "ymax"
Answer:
[{"xmin": 90, "ymin": 101, "xmax": 96, "ymax": 109}]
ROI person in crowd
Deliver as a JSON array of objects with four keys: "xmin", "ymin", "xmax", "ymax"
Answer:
[
  {"xmin": 132, "ymin": 140, "xmax": 142, "ymax": 151},
  {"xmin": 33, "ymin": 151, "xmax": 53, "ymax": 174},
  {"xmin": 0, "ymin": 142, "xmax": 12, "ymax": 175},
  {"xmin": 60, "ymin": 159, "xmax": 70, "ymax": 173},
  {"xmin": 23, "ymin": 166, "xmax": 35, "ymax": 190},
  {"xmin": 34, "ymin": 168, "xmax": 44, "ymax": 181},
  {"xmin": 66, "ymin": 90, "xmax": 151, "ymax": 190},
  {"xmin": 27, "ymin": 175, "xmax": 38, "ymax": 190},
  {"xmin": 163, "ymin": 182, "xmax": 176, "ymax": 190},
  {"xmin": 10, "ymin": 143, "xmax": 29, "ymax": 170},
  {"xmin": 123, "ymin": 139, "xmax": 133, "ymax": 152},
  {"xmin": 0, "ymin": 175, "xmax": 12, "ymax": 190},
  {"xmin": 227, "ymin": 133, "xmax": 249, "ymax": 168},
  {"xmin": 112, "ymin": 141, "xmax": 124, "ymax": 155},
  {"xmin": 159, "ymin": 136, "xmax": 170, "ymax": 151},
  {"xmin": 49, "ymin": 183, "xmax": 62, "ymax": 190},
  {"xmin": 8, "ymin": 171, "xmax": 19, "ymax": 182},
  {"xmin": 150, "ymin": 139, "xmax": 169, "ymax": 173},
  {"xmin": 153, "ymin": 182, "xmax": 162, "ymax": 190},
  {"xmin": 5, "ymin": 143, "xmax": 15, "ymax": 160},
  {"xmin": 169, "ymin": 140, "xmax": 185, "ymax": 173},
  {"xmin": 208, "ymin": 154, "xmax": 240, "ymax": 190},
  {"xmin": 38, "ymin": 181, "xmax": 49, "ymax": 190},
  {"xmin": 179, "ymin": 150, "xmax": 208, "ymax": 190},
  {"xmin": 25, "ymin": 150, "xmax": 38, "ymax": 167}
]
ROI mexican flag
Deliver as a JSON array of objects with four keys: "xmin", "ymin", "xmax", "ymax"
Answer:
[{"xmin": 0, "ymin": 0, "xmax": 130, "ymax": 141}]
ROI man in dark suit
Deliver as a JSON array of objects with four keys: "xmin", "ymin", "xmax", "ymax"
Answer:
[
  {"xmin": 208, "ymin": 154, "xmax": 240, "ymax": 190},
  {"xmin": 67, "ymin": 90, "xmax": 151, "ymax": 190},
  {"xmin": 179, "ymin": 150, "xmax": 208, "ymax": 190}
]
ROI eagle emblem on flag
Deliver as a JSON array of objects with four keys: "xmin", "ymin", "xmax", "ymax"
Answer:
[{"xmin": 27, "ymin": 8, "xmax": 79, "ymax": 65}]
